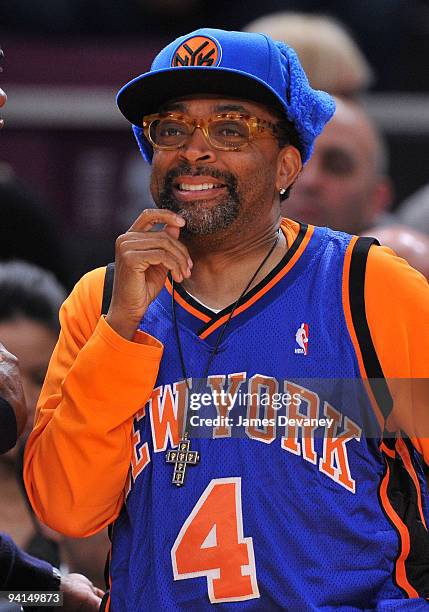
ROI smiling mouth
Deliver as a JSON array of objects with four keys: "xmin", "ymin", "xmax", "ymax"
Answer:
[{"xmin": 176, "ymin": 182, "xmax": 226, "ymax": 192}]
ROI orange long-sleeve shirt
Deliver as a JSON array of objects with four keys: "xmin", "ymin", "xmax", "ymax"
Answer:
[
  {"xmin": 24, "ymin": 222, "xmax": 429, "ymax": 537},
  {"xmin": 24, "ymin": 266, "xmax": 164, "ymax": 536}
]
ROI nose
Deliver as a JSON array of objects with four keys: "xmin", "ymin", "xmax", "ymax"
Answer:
[{"xmin": 178, "ymin": 126, "xmax": 217, "ymax": 165}]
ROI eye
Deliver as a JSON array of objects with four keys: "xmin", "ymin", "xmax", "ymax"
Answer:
[
  {"xmin": 158, "ymin": 121, "xmax": 187, "ymax": 138},
  {"xmin": 151, "ymin": 119, "xmax": 189, "ymax": 144},
  {"xmin": 218, "ymin": 124, "xmax": 241, "ymax": 137},
  {"xmin": 322, "ymin": 150, "xmax": 356, "ymax": 176},
  {"xmin": 211, "ymin": 120, "xmax": 248, "ymax": 141}
]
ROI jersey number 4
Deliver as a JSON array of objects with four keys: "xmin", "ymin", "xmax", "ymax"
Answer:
[{"xmin": 171, "ymin": 477, "xmax": 260, "ymax": 603}]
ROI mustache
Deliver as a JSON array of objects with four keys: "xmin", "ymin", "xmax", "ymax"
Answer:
[{"xmin": 163, "ymin": 164, "xmax": 237, "ymax": 189}]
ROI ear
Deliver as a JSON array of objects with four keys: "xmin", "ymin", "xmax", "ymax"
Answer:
[
  {"xmin": 370, "ymin": 177, "xmax": 394, "ymax": 219},
  {"xmin": 276, "ymin": 145, "xmax": 302, "ymax": 192}
]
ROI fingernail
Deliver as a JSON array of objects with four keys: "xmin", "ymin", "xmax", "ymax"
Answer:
[
  {"xmin": 176, "ymin": 216, "xmax": 185, "ymax": 226},
  {"xmin": 188, "ymin": 258, "xmax": 193, "ymax": 268}
]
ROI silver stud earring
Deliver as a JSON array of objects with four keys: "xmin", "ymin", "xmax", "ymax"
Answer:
[{"xmin": 279, "ymin": 188, "xmax": 286, "ymax": 195}]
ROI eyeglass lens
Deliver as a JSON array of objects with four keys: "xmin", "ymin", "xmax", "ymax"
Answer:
[{"xmin": 149, "ymin": 117, "xmax": 251, "ymax": 149}]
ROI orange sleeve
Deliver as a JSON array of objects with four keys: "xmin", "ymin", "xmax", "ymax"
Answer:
[
  {"xmin": 23, "ymin": 267, "xmax": 163, "ymax": 537},
  {"xmin": 365, "ymin": 246, "xmax": 429, "ymax": 461}
]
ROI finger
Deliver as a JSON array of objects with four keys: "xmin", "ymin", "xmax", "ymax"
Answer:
[
  {"xmin": 127, "ymin": 249, "xmax": 185, "ymax": 282},
  {"xmin": 128, "ymin": 209, "xmax": 185, "ymax": 233},
  {"xmin": 0, "ymin": 346, "xmax": 16, "ymax": 362},
  {"xmin": 123, "ymin": 230, "xmax": 190, "ymax": 259},
  {"xmin": 164, "ymin": 225, "xmax": 193, "ymax": 270},
  {"xmin": 119, "ymin": 234, "xmax": 192, "ymax": 277},
  {"xmin": 82, "ymin": 592, "xmax": 102, "ymax": 611},
  {"xmin": 164, "ymin": 225, "xmax": 180, "ymax": 242}
]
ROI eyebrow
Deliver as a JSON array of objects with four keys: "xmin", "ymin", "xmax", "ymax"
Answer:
[
  {"xmin": 213, "ymin": 103, "xmax": 249, "ymax": 113},
  {"xmin": 159, "ymin": 101, "xmax": 187, "ymax": 113}
]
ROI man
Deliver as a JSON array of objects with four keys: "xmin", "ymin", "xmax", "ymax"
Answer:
[
  {"xmin": 284, "ymin": 97, "xmax": 392, "ymax": 234},
  {"xmin": 24, "ymin": 29, "xmax": 429, "ymax": 610}
]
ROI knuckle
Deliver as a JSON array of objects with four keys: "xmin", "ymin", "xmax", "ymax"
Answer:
[
  {"xmin": 122, "ymin": 250, "xmax": 135, "ymax": 267},
  {"xmin": 156, "ymin": 233, "xmax": 170, "ymax": 248},
  {"xmin": 115, "ymin": 234, "xmax": 126, "ymax": 250}
]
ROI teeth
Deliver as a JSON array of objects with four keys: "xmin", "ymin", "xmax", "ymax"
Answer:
[{"xmin": 178, "ymin": 183, "xmax": 219, "ymax": 191}]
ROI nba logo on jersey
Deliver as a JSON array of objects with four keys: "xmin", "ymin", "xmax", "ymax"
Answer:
[{"xmin": 295, "ymin": 323, "xmax": 309, "ymax": 355}]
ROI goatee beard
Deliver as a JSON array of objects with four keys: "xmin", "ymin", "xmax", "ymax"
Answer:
[{"xmin": 158, "ymin": 165, "xmax": 240, "ymax": 235}]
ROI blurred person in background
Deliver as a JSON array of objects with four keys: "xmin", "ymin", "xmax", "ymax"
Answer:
[
  {"xmin": 244, "ymin": 14, "xmax": 394, "ymax": 236},
  {"xmin": 283, "ymin": 97, "xmax": 393, "ymax": 234},
  {"xmin": 0, "ymin": 261, "xmax": 109, "ymax": 591},
  {"xmin": 362, "ymin": 225, "xmax": 429, "ymax": 281},
  {"xmin": 244, "ymin": 12, "xmax": 373, "ymax": 98}
]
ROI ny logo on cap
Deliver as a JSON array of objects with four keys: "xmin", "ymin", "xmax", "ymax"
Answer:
[{"xmin": 172, "ymin": 35, "xmax": 221, "ymax": 67}]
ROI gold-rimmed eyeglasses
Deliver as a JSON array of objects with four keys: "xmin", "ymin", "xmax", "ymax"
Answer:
[{"xmin": 142, "ymin": 112, "xmax": 279, "ymax": 151}]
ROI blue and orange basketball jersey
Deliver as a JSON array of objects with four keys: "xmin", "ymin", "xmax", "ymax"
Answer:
[{"xmin": 102, "ymin": 223, "xmax": 429, "ymax": 611}]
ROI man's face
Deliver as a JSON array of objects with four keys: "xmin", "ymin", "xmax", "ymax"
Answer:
[
  {"xmin": 283, "ymin": 102, "xmax": 387, "ymax": 234},
  {"xmin": 150, "ymin": 96, "xmax": 289, "ymax": 236}
]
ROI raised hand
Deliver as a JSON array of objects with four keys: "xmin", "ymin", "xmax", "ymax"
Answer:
[{"xmin": 106, "ymin": 209, "xmax": 192, "ymax": 340}]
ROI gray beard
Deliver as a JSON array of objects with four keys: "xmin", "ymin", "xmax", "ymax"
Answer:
[
  {"xmin": 159, "ymin": 195, "xmax": 240, "ymax": 235},
  {"xmin": 157, "ymin": 166, "xmax": 240, "ymax": 235}
]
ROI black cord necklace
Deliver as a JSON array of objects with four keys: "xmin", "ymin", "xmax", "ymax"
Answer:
[{"xmin": 166, "ymin": 230, "xmax": 281, "ymax": 486}]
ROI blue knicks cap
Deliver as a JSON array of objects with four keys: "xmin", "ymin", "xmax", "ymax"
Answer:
[{"xmin": 117, "ymin": 28, "xmax": 335, "ymax": 164}]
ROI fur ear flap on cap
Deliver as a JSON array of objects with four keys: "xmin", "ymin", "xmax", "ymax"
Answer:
[
  {"xmin": 275, "ymin": 41, "xmax": 336, "ymax": 161},
  {"xmin": 133, "ymin": 125, "xmax": 153, "ymax": 164}
]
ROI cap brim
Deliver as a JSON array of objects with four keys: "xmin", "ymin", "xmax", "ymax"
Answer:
[{"xmin": 117, "ymin": 66, "xmax": 286, "ymax": 126}]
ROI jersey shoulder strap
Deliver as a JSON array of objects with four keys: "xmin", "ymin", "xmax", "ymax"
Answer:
[
  {"xmin": 101, "ymin": 262, "xmax": 115, "ymax": 316},
  {"xmin": 348, "ymin": 236, "xmax": 393, "ymax": 419}
]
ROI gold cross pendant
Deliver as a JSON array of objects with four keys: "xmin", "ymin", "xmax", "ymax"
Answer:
[{"xmin": 165, "ymin": 432, "xmax": 200, "ymax": 486}]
